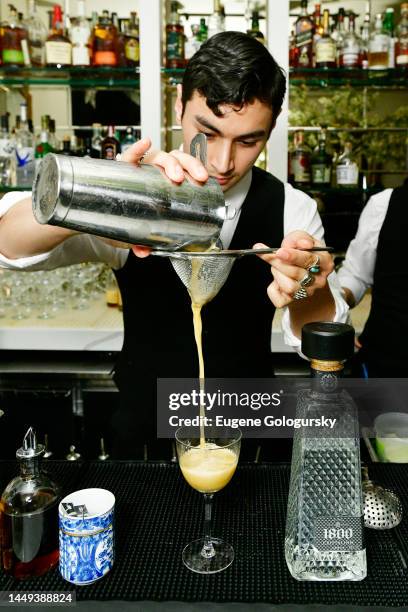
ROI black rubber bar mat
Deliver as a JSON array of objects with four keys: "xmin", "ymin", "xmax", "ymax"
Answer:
[{"xmin": 1, "ymin": 461, "xmax": 408, "ymax": 606}]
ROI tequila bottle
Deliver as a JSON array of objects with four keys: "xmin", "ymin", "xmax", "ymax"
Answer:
[
  {"xmin": 396, "ymin": 3, "xmax": 408, "ymax": 68},
  {"xmin": 368, "ymin": 13, "xmax": 390, "ymax": 70},
  {"xmin": 285, "ymin": 322, "xmax": 366, "ymax": 582}
]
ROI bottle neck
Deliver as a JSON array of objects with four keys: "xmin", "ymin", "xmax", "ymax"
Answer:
[
  {"xmin": 19, "ymin": 457, "xmax": 41, "ymax": 479},
  {"xmin": 311, "ymin": 359, "xmax": 345, "ymax": 392}
]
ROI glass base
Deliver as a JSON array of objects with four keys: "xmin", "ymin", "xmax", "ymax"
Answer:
[{"xmin": 182, "ymin": 537, "xmax": 234, "ymax": 574}]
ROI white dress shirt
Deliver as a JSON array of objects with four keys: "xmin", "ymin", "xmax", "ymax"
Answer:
[
  {"xmin": 337, "ymin": 189, "xmax": 393, "ymax": 305},
  {"xmin": 0, "ymin": 170, "xmax": 349, "ymax": 351}
]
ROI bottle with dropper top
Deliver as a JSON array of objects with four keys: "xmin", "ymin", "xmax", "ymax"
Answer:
[{"xmin": 0, "ymin": 427, "xmax": 60, "ymax": 579}]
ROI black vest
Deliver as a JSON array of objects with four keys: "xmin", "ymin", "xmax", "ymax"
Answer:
[
  {"xmin": 359, "ymin": 186, "xmax": 408, "ymax": 374},
  {"xmin": 113, "ymin": 167, "xmax": 285, "ymax": 395}
]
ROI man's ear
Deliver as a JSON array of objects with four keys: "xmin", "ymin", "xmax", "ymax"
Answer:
[{"xmin": 175, "ymin": 84, "xmax": 183, "ymax": 125}]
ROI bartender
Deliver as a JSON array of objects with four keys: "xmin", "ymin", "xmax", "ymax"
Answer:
[
  {"xmin": 0, "ymin": 32, "xmax": 348, "ymax": 458},
  {"xmin": 338, "ymin": 183, "xmax": 408, "ymax": 377}
]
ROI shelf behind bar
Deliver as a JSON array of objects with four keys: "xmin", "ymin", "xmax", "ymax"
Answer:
[
  {"xmin": 289, "ymin": 67, "xmax": 408, "ymax": 88},
  {"xmin": 0, "ymin": 66, "xmax": 140, "ymax": 87}
]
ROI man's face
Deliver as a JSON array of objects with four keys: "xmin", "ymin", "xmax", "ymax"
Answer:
[{"xmin": 176, "ymin": 90, "xmax": 275, "ymax": 192}]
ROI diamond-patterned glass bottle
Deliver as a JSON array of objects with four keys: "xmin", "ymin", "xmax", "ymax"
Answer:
[{"xmin": 285, "ymin": 322, "xmax": 366, "ymax": 581}]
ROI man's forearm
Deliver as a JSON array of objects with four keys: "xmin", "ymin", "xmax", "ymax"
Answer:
[
  {"xmin": 0, "ymin": 197, "xmax": 76, "ymax": 259},
  {"xmin": 288, "ymin": 284, "xmax": 336, "ymax": 339}
]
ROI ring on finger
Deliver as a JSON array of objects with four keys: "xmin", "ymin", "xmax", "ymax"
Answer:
[
  {"xmin": 308, "ymin": 256, "xmax": 320, "ymax": 275},
  {"xmin": 299, "ymin": 272, "xmax": 315, "ymax": 288},
  {"xmin": 293, "ymin": 287, "xmax": 308, "ymax": 300},
  {"xmin": 140, "ymin": 149, "xmax": 153, "ymax": 164}
]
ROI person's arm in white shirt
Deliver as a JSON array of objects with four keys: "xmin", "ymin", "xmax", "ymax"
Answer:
[
  {"xmin": 337, "ymin": 189, "xmax": 392, "ymax": 307},
  {"xmin": 280, "ymin": 184, "xmax": 349, "ymax": 351},
  {"xmin": 0, "ymin": 191, "xmax": 129, "ymax": 270}
]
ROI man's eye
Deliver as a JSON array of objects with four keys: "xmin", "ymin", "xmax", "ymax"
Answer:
[
  {"xmin": 240, "ymin": 140, "xmax": 258, "ymax": 147},
  {"xmin": 201, "ymin": 132, "xmax": 215, "ymax": 139}
]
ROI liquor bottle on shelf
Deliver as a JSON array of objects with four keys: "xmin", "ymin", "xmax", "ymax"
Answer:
[
  {"xmin": 80, "ymin": 136, "xmax": 93, "ymax": 157},
  {"xmin": 197, "ymin": 18, "xmax": 208, "ymax": 44},
  {"xmin": 332, "ymin": 7, "xmax": 346, "ymax": 64},
  {"xmin": 35, "ymin": 115, "xmax": 53, "ymax": 167},
  {"xmin": 61, "ymin": 136, "xmax": 72, "ymax": 155},
  {"xmin": 121, "ymin": 127, "xmax": 137, "ymax": 153},
  {"xmin": 336, "ymin": 141, "xmax": 359, "ymax": 188},
  {"xmin": 125, "ymin": 12, "xmax": 139, "ymax": 67},
  {"xmin": 383, "ymin": 7, "xmax": 396, "ymax": 68},
  {"xmin": 0, "ymin": 114, "xmax": 15, "ymax": 158},
  {"xmin": 295, "ymin": 0, "xmax": 314, "ymax": 68},
  {"xmin": 0, "ymin": 428, "xmax": 60, "ymax": 580},
  {"xmin": 368, "ymin": 13, "xmax": 390, "ymax": 70},
  {"xmin": 289, "ymin": 29, "xmax": 299, "ymax": 67},
  {"xmin": 312, "ymin": 3, "xmax": 323, "ymax": 65},
  {"xmin": 247, "ymin": 10, "xmax": 265, "ymax": 45},
  {"xmin": 70, "ymin": 0, "xmax": 91, "ymax": 67},
  {"xmin": 116, "ymin": 18, "xmax": 127, "ymax": 67},
  {"xmin": 15, "ymin": 102, "xmax": 35, "ymax": 187},
  {"xmin": 339, "ymin": 12, "xmax": 362, "ymax": 69},
  {"xmin": 91, "ymin": 10, "xmax": 118, "ymax": 67},
  {"xmin": 311, "ymin": 129, "xmax": 332, "ymax": 186},
  {"xmin": 315, "ymin": 9, "xmax": 336, "ymax": 69},
  {"xmin": 0, "ymin": 4, "xmax": 29, "ymax": 67},
  {"xmin": 101, "ymin": 125, "xmax": 121, "ymax": 160},
  {"xmin": 396, "ymin": 3, "xmax": 408, "ymax": 68},
  {"xmin": 91, "ymin": 123, "xmax": 103, "ymax": 157},
  {"xmin": 360, "ymin": 9, "xmax": 371, "ymax": 69},
  {"xmin": 185, "ymin": 24, "xmax": 201, "ymax": 60},
  {"xmin": 289, "ymin": 130, "xmax": 311, "ymax": 186},
  {"xmin": 285, "ymin": 322, "xmax": 366, "ymax": 582},
  {"xmin": 208, "ymin": 0, "xmax": 225, "ymax": 39},
  {"xmin": 48, "ymin": 118, "xmax": 59, "ymax": 151},
  {"xmin": 165, "ymin": 1, "xmax": 186, "ymax": 69},
  {"xmin": 45, "ymin": 4, "xmax": 72, "ymax": 67},
  {"xmin": 25, "ymin": 0, "xmax": 47, "ymax": 67}
]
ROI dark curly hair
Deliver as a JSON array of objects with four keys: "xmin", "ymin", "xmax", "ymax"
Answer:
[{"xmin": 182, "ymin": 31, "xmax": 286, "ymax": 123}]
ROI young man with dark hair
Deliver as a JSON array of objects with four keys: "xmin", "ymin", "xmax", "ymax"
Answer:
[{"xmin": 0, "ymin": 33, "xmax": 348, "ymax": 458}]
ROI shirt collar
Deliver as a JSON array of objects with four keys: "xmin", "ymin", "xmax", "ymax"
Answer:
[{"xmin": 224, "ymin": 169, "xmax": 253, "ymax": 214}]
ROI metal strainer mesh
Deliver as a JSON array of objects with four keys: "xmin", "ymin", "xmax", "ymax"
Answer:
[
  {"xmin": 362, "ymin": 467, "xmax": 403, "ymax": 530},
  {"xmin": 170, "ymin": 251, "xmax": 235, "ymax": 306}
]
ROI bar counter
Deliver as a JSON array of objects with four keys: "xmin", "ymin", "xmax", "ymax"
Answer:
[{"xmin": 0, "ymin": 459, "xmax": 407, "ymax": 611}]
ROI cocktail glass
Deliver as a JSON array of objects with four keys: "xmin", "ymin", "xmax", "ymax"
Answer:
[{"xmin": 175, "ymin": 426, "xmax": 241, "ymax": 574}]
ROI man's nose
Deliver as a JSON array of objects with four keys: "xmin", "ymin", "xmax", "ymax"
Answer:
[{"xmin": 210, "ymin": 142, "xmax": 235, "ymax": 175}]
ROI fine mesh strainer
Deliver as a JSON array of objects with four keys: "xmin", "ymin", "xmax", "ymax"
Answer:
[{"xmin": 362, "ymin": 466, "xmax": 403, "ymax": 529}]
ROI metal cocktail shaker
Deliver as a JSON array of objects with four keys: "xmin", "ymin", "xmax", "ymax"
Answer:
[{"xmin": 32, "ymin": 153, "xmax": 228, "ymax": 251}]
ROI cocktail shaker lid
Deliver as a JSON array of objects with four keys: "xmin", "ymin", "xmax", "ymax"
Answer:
[
  {"xmin": 16, "ymin": 427, "xmax": 45, "ymax": 459},
  {"xmin": 32, "ymin": 153, "xmax": 74, "ymax": 225},
  {"xmin": 302, "ymin": 321, "xmax": 354, "ymax": 361}
]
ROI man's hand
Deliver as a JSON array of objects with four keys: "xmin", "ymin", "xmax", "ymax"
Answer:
[
  {"xmin": 255, "ymin": 231, "xmax": 334, "ymax": 308},
  {"xmin": 119, "ymin": 138, "xmax": 209, "ymax": 258}
]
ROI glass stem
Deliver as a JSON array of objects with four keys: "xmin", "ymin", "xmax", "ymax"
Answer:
[{"xmin": 201, "ymin": 493, "xmax": 215, "ymax": 559}]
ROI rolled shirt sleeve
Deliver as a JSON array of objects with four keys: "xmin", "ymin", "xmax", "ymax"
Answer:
[
  {"xmin": 0, "ymin": 190, "xmax": 129, "ymax": 270},
  {"xmin": 337, "ymin": 189, "xmax": 391, "ymax": 305},
  {"xmin": 280, "ymin": 183, "xmax": 349, "ymax": 352}
]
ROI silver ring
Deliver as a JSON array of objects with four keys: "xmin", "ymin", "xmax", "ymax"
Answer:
[
  {"xmin": 299, "ymin": 272, "xmax": 314, "ymax": 288},
  {"xmin": 140, "ymin": 149, "xmax": 153, "ymax": 164},
  {"xmin": 293, "ymin": 287, "xmax": 308, "ymax": 300},
  {"xmin": 308, "ymin": 256, "xmax": 320, "ymax": 275}
]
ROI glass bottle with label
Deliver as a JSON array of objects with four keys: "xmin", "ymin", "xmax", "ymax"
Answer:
[
  {"xmin": 91, "ymin": 123, "xmax": 102, "ymax": 158},
  {"xmin": 101, "ymin": 125, "xmax": 121, "ymax": 160},
  {"xmin": 295, "ymin": 0, "xmax": 314, "ymax": 68},
  {"xmin": 91, "ymin": 10, "xmax": 118, "ymax": 67},
  {"xmin": 0, "ymin": 5, "xmax": 29, "ymax": 67},
  {"xmin": 25, "ymin": 0, "xmax": 47, "ymax": 67},
  {"xmin": 45, "ymin": 4, "xmax": 72, "ymax": 67},
  {"xmin": 121, "ymin": 127, "xmax": 137, "ymax": 153},
  {"xmin": 165, "ymin": 1, "xmax": 186, "ymax": 69},
  {"xmin": 331, "ymin": 7, "xmax": 346, "ymax": 65},
  {"xmin": 360, "ymin": 10, "xmax": 371, "ymax": 69},
  {"xmin": 247, "ymin": 10, "xmax": 265, "ymax": 45},
  {"xmin": 336, "ymin": 142, "xmax": 359, "ymax": 188},
  {"xmin": 285, "ymin": 322, "xmax": 366, "ymax": 582},
  {"xmin": 290, "ymin": 130, "xmax": 311, "ymax": 186},
  {"xmin": 0, "ymin": 114, "xmax": 16, "ymax": 186},
  {"xmin": 15, "ymin": 102, "xmax": 35, "ymax": 187},
  {"xmin": 396, "ymin": 3, "xmax": 408, "ymax": 68},
  {"xmin": 368, "ymin": 13, "xmax": 390, "ymax": 70},
  {"xmin": 125, "ymin": 12, "xmax": 139, "ymax": 67},
  {"xmin": 289, "ymin": 29, "xmax": 299, "ymax": 67},
  {"xmin": 383, "ymin": 8, "xmax": 396, "ymax": 68},
  {"xmin": 35, "ymin": 115, "xmax": 53, "ymax": 169},
  {"xmin": 0, "ymin": 428, "xmax": 60, "ymax": 580},
  {"xmin": 315, "ymin": 9, "xmax": 336, "ymax": 69},
  {"xmin": 208, "ymin": 0, "xmax": 225, "ymax": 39},
  {"xmin": 70, "ymin": 0, "xmax": 91, "ymax": 67},
  {"xmin": 339, "ymin": 13, "xmax": 362, "ymax": 68},
  {"xmin": 312, "ymin": 3, "xmax": 323, "ymax": 65},
  {"xmin": 311, "ymin": 129, "xmax": 332, "ymax": 185}
]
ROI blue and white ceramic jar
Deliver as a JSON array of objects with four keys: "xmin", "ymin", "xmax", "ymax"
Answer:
[{"xmin": 59, "ymin": 488, "xmax": 115, "ymax": 585}]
